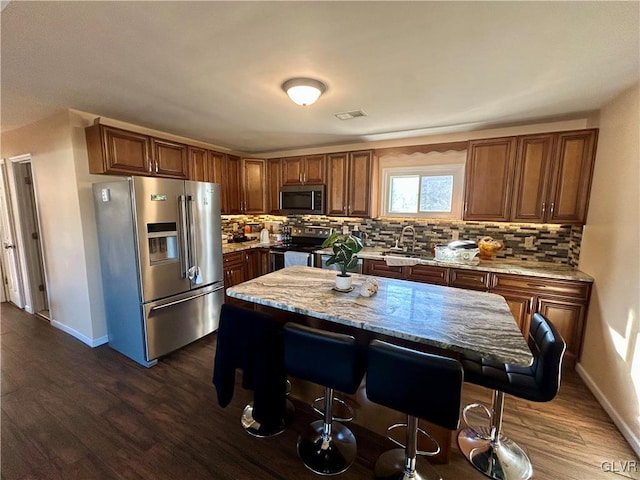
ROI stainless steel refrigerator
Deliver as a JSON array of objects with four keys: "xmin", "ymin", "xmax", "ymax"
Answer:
[{"xmin": 93, "ymin": 176, "xmax": 224, "ymax": 367}]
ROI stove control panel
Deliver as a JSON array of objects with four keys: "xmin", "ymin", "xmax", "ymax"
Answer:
[{"xmin": 291, "ymin": 226, "xmax": 333, "ymax": 238}]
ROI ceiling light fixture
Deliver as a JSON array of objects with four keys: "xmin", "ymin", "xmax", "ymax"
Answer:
[{"xmin": 282, "ymin": 78, "xmax": 327, "ymax": 106}]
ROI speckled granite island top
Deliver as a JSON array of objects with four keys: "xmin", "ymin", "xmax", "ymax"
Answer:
[{"xmin": 227, "ymin": 266, "xmax": 533, "ymax": 366}]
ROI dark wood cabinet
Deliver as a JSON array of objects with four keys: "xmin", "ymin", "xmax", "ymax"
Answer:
[
  {"xmin": 511, "ymin": 134, "xmax": 555, "ymax": 223},
  {"xmin": 242, "ymin": 158, "xmax": 267, "ymax": 214},
  {"xmin": 223, "ymin": 251, "xmax": 248, "ymax": 303},
  {"xmin": 188, "ymin": 146, "xmax": 208, "ymax": 182},
  {"xmin": 463, "ymin": 137, "xmax": 517, "ymax": 221},
  {"xmin": 363, "ymin": 259, "xmax": 591, "ymax": 364},
  {"xmin": 86, "ymin": 124, "xmax": 151, "ymax": 175},
  {"xmin": 225, "ymin": 155, "xmax": 242, "ymax": 214},
  {"xmin": 511, "ymin": 130, "xmax": 597, "ymax": 224},
  {"xmin": 547, "ymin": 130, "xmax": 597, "ymax": 224},
  {"xmin": 282, "ymin": 155, "xmax": 325, "ymax": 185},
  {"xmin": 150, "ymin": 138, "xmax": 188, "ymax": 179},
  {"xmin": 266, "ymin": 158, "xmax": 282, "ymax": 214},
  {"xmin": 327, "ymin": 150, "xmax": 376, "ymax": 217},
  {"xmin": 405, "ymin": 264, "xmax": 449, "ymax": 285}
]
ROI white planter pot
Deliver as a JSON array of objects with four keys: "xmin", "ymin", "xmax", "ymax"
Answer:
[{"xmin": 335, "ymin": 274, "xmax": 352, "ymax": 291}]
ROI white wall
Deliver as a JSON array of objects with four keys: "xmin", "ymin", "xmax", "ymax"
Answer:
[
  {"xmin": 1, "ymin": 111, "xmax": 109, "ymax": 345},
  {"xmin": 578, "ymin": 83, "xmax": 640, "ymax": 455}
]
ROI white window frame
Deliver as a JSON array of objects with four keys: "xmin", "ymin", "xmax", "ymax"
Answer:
[{"xmin": 380, "ymin": 157, "xmax": 465, "ymax": 219}]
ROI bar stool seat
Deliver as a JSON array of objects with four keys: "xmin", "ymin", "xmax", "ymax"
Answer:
[
  {"xmin": 283, "ymin": 323, "xmax": 366, "ymax": 476},
  {"xmin": 457, "ymin": 313, "xmax": 566, "ymax": 480},
  {"xmin": 366, "ymin": 340, "xmax": 463, "ymax": 480}
]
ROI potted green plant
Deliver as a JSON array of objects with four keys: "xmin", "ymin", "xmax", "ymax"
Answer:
[{"xmin": 321, "ymin": 231, "xmax": 363, "ymax": 290}]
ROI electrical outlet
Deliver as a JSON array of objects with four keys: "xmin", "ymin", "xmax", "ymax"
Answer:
[
  {"xmin": 524, "ymin": 236, "xmax": 535, "ymax": 248},
  {"xmin": 451, "ymin": 230, "xmax": 459, "ymax": 241}
]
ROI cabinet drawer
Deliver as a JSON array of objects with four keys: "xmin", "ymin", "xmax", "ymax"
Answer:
[
  {"xmin": 405, "ymin": 264, "xmax": 449, "ymax": 285},
  {"xmin": 491, "ymin": 273, "xmax": 590, "ymax": 300},
  {"xmin": 363, "ymin": 259, "xmax": 404, "ymax": 279},
  {"xmin": 223, "ymin": 251, "xmax": 244, "ymax": 266},
  {"xmin": 449, "ymin": 269, "xmax": 490, "ymax": 291}
]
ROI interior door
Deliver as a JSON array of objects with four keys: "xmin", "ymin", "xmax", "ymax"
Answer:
[{"xmin": 0, "ymin": 161, "xmax": 24, "ymax": 307}]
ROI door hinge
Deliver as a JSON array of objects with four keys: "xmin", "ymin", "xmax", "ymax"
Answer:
[
  {"xmin": 38, "ymin": 284, "xmax": 45, "ymax": 292},
  {"xmin": 32, "ymin": 232, "xmax": 39, "ymax": 240},
  {"xmin": 24, "ymin": 176, "xmax": 32, "ymax": 185}
]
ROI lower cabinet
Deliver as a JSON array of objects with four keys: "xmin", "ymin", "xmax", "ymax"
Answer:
[
  {"xmin": 362, "ymin": 259, "xmax": 591, "ymax": 364},
  {"xmin": 223, "ymin": 248, "xmax": 271, "ymax": 303}
]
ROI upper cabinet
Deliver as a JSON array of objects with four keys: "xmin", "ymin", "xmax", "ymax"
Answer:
[
  {"xmin": 86, "ymin": 125, "xmax": 151, "ymax": 176},
  {"xmin": 282, "ymin": 154, "xmax": 326, "ymax": 185},
  {"xmin": 546, "ymin": 130, "xmax": 597, "ymax": 224},
  {"xmin": 266, "ymin": 158, "xmax": 282, "ymax": 214},
  {"xmin": 511, "ymin": 129, "xmax": 597, "ymax": 224},
  {"xmin": 465, "ymin": 129, "xmax": 597, "ymax": 225},
  {"xmin": 327, "ymin": 150, "xmax": 377, "ymax": 217},
  {"xmin": 150, "ymin": 138, "xmax": 188, "ymax": 179},
  {"xmin": 225, "ymin": 155, "xmax": 243, "ymax": 214},
  {"xmin": 463, "ymin": 138, "xmax": 517, "ymax": 222},
  {"xmin": 86, "ymin": 124, "xmax": 188, "ymax": 179},
  {"xmin": 242, "ymin": 158, "xmax": 267, "ymax": 214}
]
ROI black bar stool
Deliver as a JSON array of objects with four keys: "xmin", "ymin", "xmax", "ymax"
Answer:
[
  {"xmin": 213, "ymin": 304, "xmax": 288, "ymax": 438},
  {"xmin": 457, "ymin": 313, "xmax": 566, "ymax": 480},
  {"xmin": 283, "ymin": 323, "xmax": 366, "ymax": 476},
  {"xmin": 366, "ymin": 340, "xmax": 463, "ymax": 480}
]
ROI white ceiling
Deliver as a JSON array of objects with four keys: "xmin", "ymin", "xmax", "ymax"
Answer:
[{"xmin": 1, "ymin": 1, "xmax": 638, "ymax": 154}]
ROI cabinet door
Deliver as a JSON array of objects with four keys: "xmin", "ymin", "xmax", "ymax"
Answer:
[
  {"xmin": 362, "ymin": 259, "xmax": 404, "ymax": 279},
  {"xmin": 537, "ymin": 297, "xmax": 586, "ymax": 362},
  {"xmin": 547, "ymin": 130, "xmax": 597, "ymax": 224},
  {"xmin": 348, "ymin": 151, "xmax": 374, "ymax": 217},
  {"xmin": 208, "ymin": 151, "xmax": 226, "ymax": 211},
  {"xmin": 225, "ymin": 155, "xmax": 242, "ymax": 214},
  {"xmin": 464, "ymin": 138, "xmax": 517, "ymax": 221},
  {"xmin": 282, "ymin": 156, "xmax": 304, "ymax": 185},
  {"xmin": 245, "ymin": 249, "xmax": 261, "ymax": 280},
  {"xmin": 405, "ymin": 264, "xmax": 449, "ymax": 285},
  {"xmin": 259, "ymin": 249, "xmax": 271, "ymax": 275},
  {"xmin": 493, "ymin": 290, "xmax": 533, "ymax": 336},
  {"xmin": 266, "ymin": 159, "xmax": 282, "ymax": 214},
  {"xmin": 242, "ymin": 158, "xmax": 266, "ymax": 214},
  {"xmin": 304, "ymin": 154, "xmax": 326, "ymax": 184},
  {"xmin": 151, "ymin": 138, "xmax": 188, "ymax": 179},
  {"xmin": 327, "ymin": 153, "xmax": 349, "ymax": 216},
  {"xmin": 511, "ymin": 134, "xmax": 554, "ymax": 223},
  {"xmin": 449, "ymin": 269, "xmax": 489, "ymax": 291},
  {"xmin": 100, "ymin": 125, "xmax": 151, "ymax": 175},
  {"xmin": 188, "ymin": 146, "xmax": 208, "ymax": 181}
]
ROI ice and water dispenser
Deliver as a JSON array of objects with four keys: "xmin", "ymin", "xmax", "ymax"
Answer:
[{"xmin": 147, "ymin": 222, "xmax": 178, "ymax": 265}]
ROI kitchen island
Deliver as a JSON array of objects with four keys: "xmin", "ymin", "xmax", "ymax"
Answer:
[
  {"xmin": 227, "ymin": 266, "xmax": 532, "ymax": 464},
  {"xmin": 227, "ymin": 265, "xmax": 532, "ymax": 366}
]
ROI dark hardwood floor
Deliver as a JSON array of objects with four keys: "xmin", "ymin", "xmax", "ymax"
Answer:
[{"xmin": 1, "ymin": 302, "xmax": 638, "ymax": 480}]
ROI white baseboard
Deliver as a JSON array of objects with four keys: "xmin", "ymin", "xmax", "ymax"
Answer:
[
  {"xmin": 576, "ymin": 362, "xmax": 640, "ymax": 458},
  {"xmin": 50, "ymin": 319, "xmax": 109, "ymax": 348}
]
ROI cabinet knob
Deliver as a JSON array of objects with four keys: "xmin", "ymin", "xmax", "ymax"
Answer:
[
  {"xmin": 541, "ymin": 202, "xmax": 546, "ymax": 217},
  {"xmin": 550, "ymin": 202, "xmax": 555, "ymax": 215}
]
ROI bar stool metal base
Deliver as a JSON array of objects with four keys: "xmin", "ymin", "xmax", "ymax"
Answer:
[
  {"xmin": 457, "ymin": 427, "xmax": 533, "ymax": 480},
  {"xmin": 241, "ymin": 399, "xmax": 295, "ymax": 438},
  {"xmin": 297, "ymin": 419, "xmax": 357, "ymax": 476},
  {"xmin": 374, "ymin": 448, "xmax": 442, "ymax": 480}
]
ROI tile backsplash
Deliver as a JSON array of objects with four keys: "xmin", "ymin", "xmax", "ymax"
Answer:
[{"xmin": 222, "ymin": 215, "xmax": 584, "ymax": 267}]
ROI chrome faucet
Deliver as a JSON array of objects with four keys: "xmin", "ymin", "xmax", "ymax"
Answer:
[{"xmin": 400, "ymin": 225, "xmax": 416, "ymax": 252}]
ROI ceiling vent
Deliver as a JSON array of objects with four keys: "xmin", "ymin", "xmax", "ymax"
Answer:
[{"xmin": 334, "ymin": 110, "xmax": 367, "ymax": 120}]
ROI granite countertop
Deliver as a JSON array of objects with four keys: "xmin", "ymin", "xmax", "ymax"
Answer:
[
  {"xmin": 315, "ymin": 247, "xmax": 593, "ymax": 282},
  {"xmin": 227, "ymin": 265, "xmax": 533, "ymax": 366},
  {"xmin": 222, "ymin": 240, "xmax": 273, "ymax": 254}
]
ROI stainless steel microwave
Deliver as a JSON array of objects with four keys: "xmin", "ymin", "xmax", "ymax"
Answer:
[{"xmin": 279, "ymin": 185, "xmax": 325, "ymax": 215}]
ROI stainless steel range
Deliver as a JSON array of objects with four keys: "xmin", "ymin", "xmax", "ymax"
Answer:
[{"xmin": 269, "ymin": 226, "xmax": 332, "ymax": 271}]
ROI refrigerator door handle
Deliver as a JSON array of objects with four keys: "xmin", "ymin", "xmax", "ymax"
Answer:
[
  {"xmin": 148, "ymin": 288, "xmax": 218, "ymax": 312},
  {"xmin": 177, "ymin": 195, "xmax": 190, "ymax": 278}
]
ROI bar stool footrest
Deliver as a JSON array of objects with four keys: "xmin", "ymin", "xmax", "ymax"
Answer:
[
  {"xmin": 311, "ymin": 395, "xmax": 354, "ymax": 423},
  {"xmin": 374, "ymin": 448, "xmax": 443, "ymax": 480},
  {"xmin": 386, "ymin": 423, "xmax": 441, "ymax": 457}
]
